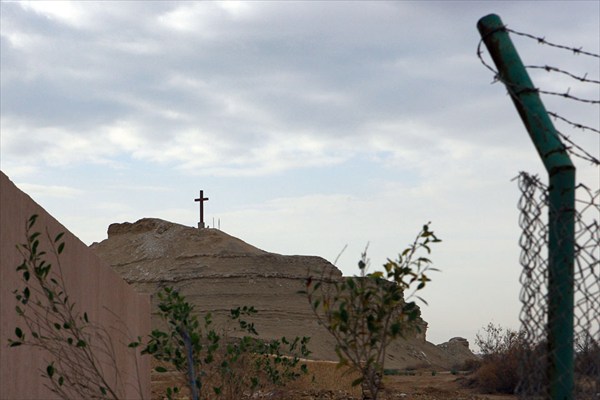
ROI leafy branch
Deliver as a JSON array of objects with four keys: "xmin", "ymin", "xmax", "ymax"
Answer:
[
  {"xmin": 134, "ymin": 287, "xmax": 310, "ymax": 400},
  {"xmin": 8, "ymin": 214, "xmax": 145, "ymax": 399},
  {"xmin": 302, "ymin": 223, "xmax": 441, "ymax": 400}
]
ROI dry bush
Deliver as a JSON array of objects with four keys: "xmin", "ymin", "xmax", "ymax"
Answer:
[
  {"xmin": 473, "ymin": 347, "xmax": 521, "ymax": 394},
  {"xmin": 575, "ymin": 333, "xmax": 600, "ymax": 378},
  {"xmin": 457, "ymin": 358, "xmax": 481, "ymax": 373},
  {"xmin": 284, "ymin": 360, "xmax": 362, "ymax": 397},
  {"xmin": 468, "ymin": 323, "xmax": 526, "ymax": 394}
]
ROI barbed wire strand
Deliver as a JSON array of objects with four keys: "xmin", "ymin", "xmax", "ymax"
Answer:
[
  {"xmin": 507, "ymin": 28, "xmax": 600, "ymax": 59},
  {"xmin": 555, "ymin": 130, "xmax": 600, "ymax": 166},
  {"xmin": 536, "ymin": 88, "xmax": 599, "ymax": 105},
  {"xmin": 548, "ymin": 112, "xmax": 600, "ymax": 135},
  {"xmin": 525, "ymin": 65, "xmax": 600, "ymax": 85}
]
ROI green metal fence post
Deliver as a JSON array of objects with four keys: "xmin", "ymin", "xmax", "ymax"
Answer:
[{"xmin": 477, "ymin": 14, "xmax": 576, "ymax": 400}]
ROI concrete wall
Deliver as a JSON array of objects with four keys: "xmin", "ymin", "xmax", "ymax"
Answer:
[{"xmin": 0, "ymin": 171, "xmax": 151, "ymax": 399}]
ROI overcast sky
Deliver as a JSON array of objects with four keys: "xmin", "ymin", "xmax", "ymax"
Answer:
[{"xmin": 1, "ymin": 1, "xmax": 598, "ymax": 348}]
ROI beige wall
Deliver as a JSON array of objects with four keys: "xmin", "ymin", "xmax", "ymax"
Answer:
[{"xmin": 0, "ymin": 172, "xmax": 151, "ymax": 399}]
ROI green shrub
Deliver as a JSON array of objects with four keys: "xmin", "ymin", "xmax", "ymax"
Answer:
[
  {"xmin": 303, "ymin": 223, "xmax": 441, "ymax": 400},
  {"xmin": 136, "ymin": 287, "xmax": 310, "ymax": 400},
  {"xmin": 383, "ymin": 369, "xmax": 401, "ymax": 376}
]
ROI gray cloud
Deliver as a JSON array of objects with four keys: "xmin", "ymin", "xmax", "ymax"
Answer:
[{"xmin": 1, "ymin": 1, "xmax": 597, "ymax": 176}]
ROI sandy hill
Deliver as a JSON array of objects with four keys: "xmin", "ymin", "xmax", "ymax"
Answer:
[{"xmin": 91, "ymin": 218, "xmax": 475, "ymax": 370}]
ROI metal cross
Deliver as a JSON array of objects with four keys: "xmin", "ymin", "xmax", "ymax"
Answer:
[{"xmin": 194, "ymin": 190, "xmax": 209, "ymax": 229}]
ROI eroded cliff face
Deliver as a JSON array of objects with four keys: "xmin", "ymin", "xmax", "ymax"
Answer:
[{"xmin": 91, "ymin": 218, "xmax": 475, "ymax": 369}]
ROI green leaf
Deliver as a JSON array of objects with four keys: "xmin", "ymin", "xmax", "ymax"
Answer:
[
  {"xmin": 54, "ymin": 232, "xmax": 65, "ymax": 242},
  {"xmin": 57, "ymin": 242, "xmax": 65, "ymax": 254},
  {"xmin": 155, "ymin": 366, "xmax": 168, "ymax": 373},
  {"xmin": 390, "ymin": 322, "xmax": 401, "ymax": 336},
  {"xmin": 351, "ymin": 377, "xmax": 363, "ymax": 386},
  {"xmin": 28, "ymin": 214, "xmax": 38, "ymax": 229},
  {"xmin": 15, "ymin": 327, "xmax": 23, "ymax": 338},
  {"xmin": 31, "ymin": 240, "xmax": 39, "ymax": 254},
  {"xmin": 46, "ymin": 363, "xmax": 54, "ymax": 378}
]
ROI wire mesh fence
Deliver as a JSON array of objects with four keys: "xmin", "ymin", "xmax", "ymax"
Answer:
[
  {"xmin": 477, "ymin": 15, "xmax": 599, "ymax": 399},
  {"xmin": 516, "ymin": 173, "xmax": 599, "ymax": 399}
]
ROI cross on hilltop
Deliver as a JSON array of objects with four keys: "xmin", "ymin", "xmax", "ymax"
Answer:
[{"xmin": 194, "ymin": 190, "xmax": 209, "ymax": 229}]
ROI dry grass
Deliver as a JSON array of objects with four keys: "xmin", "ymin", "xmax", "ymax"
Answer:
[
  {"xmin": 151, "ymin": 357, "xmax": 363, "ymax": 399},
  {"xmin": 150, "ymin": 359, "xmax": 523, "ymax": 400},
  {"xmin": 282, "ymin": 359, "xmax": 362, "ymax": 397}
]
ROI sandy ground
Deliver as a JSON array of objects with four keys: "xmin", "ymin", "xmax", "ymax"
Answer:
[
  {"xmin": 151, "ymin": 365, "xmax": 518, "ymax": 400},
  {"xmin": 381, "ymin": 371, "xmax": 516, "ymax": 400},
  {"xmin": 259, "ymin": 371, "xmax": 518, "ymax": 400}
]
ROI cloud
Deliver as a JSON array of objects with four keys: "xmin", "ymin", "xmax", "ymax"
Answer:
[{"xmin": 3, "ymin": 1, "xmax": 596, "ymax": 181}]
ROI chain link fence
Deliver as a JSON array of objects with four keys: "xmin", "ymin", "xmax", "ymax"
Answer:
[{"xmin": 516, "ymin": 173, "xmax": 599, "ymax": 399}]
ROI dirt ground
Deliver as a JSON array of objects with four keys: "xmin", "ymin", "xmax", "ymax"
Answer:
[
  {"xmin": 381, "ymin": 371, "xmax": 516, "ymax": 400},
  {"xmin": 246, "ymin": 370, "xmax": 518, "ymax": 400}
]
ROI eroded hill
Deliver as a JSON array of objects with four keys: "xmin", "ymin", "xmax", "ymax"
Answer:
[{"xmin": 91, "ymin": 218, "xmax": 476, "ymax": 370}]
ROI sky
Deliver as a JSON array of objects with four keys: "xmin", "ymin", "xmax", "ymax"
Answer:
[{"xmin": 1, "ymin": 1, "xmax": 598, "ymax": 348}]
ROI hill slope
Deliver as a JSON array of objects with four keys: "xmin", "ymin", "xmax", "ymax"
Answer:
[{"xmin": 91, "ymin": 218, "xmax": 475, "ymax": 369}]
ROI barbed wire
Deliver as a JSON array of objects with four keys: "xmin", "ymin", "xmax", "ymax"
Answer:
[
  {"xmin": 525, "ymin": 65, "xmax": 600, "ymax": 85},
  {"xmin": 555, "ymin": 130, "xmax": 600, "ymax": 166},
  {"xmin": 536, "ymin": 88, "xmax": 599, "ymax": 105},
  {"xmin": 476, "ymin": 44, "xmax": 600, "ymax": 106},
  {"xmin": 547, "ymin": 112, "xmax": 600, "ymax": 135},
  {"xmin": 506, "ymin": 28, "xmax": 600, "ymax": 59},
  {"xmin": 476, "ymin": 24, "xmax": 600, "ymax": 166}
]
